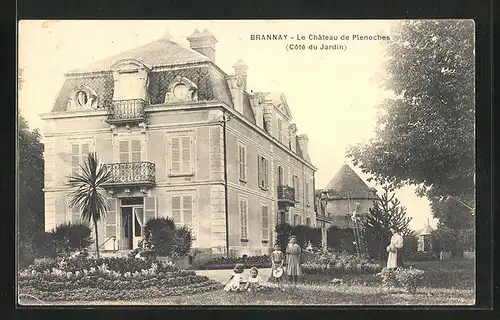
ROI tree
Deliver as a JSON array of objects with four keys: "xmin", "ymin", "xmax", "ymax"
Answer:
[
  {"xmin": 347, "ymin": 20, "xmax": 475, "ymax": 210},
  {"xmin": 68, "ymin": 153, "xmax": 111, "ymax": 258},
  {"xmin": 18, "ymin": 114, "xmax": 45, "ymax": 242},
  {"xmin": 362, "ymin": 186, "xmax": 413, "ymax": 262}
]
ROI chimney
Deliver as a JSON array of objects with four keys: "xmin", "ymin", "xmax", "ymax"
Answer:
[
  {"xmin": 289, "ymin": 123, "xmax": 298, "ymax": 152},
  {"xmin": 187, "ymin": 29, "xmax": 217, "ymax": 62},
  {"xmin": 297, "ymin": 134, "xmax": 310, "ymax": 161},
  {"xmin": 232, "ymin": 59, "xmax": 248, "ymax": 91}
]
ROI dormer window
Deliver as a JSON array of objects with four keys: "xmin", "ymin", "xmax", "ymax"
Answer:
[
  {"xmin": 76, "ymin": 91, "xmax": 87, "ymax": 106},
  {"xmin": 67, "ymin": 86, "xmax": 98, "ymax": 110},
  {"xmin": 173, "ymin": 83, "xmax": 189, "ymax": 100},
  {"xmin": 165, "ymin": 77, "xmax": 198, "ymax": 103},
  {"xmin": 110, "ymin": 59, "xmax": 150, "ymax": 102}
]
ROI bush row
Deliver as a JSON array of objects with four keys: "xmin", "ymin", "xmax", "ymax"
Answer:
[
  {"xmin": 197, "ymin": 255, "xmax": 272, "ymax": 270},
  {"xmin": 301, "ymin": 252, "xmax": 382, "ymax": 275}
]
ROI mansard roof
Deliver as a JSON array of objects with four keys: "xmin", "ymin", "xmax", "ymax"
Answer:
[
  {"xmin": 324, "ymin": 164, "xmax": 377, "ymax": 199},
  {"xmin": 67, "ymin": 38, "xmax": 210, "ymax": 74}
]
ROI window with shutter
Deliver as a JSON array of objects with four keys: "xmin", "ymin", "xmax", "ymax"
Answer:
[
  {"xmin": 181, "ymin": 136, "xmax": 191, "ymax": 174},
  {"xmin": 261, "ymin": 205, "xmax": 269, "ymax": 241},
  {"xmin": 104, "ymin": 198, "xmax": 117, "ymax": 239},
  {"xmin": 277, "ymin": 118, "xmax": 283, "ymax": 142},
  {"xmin": 293, "ymin": 175, "xmax": 299, "ymax": 202},
  {"xmin": 306, "ymin": 217, "xmax": 311, "ymax": 227},
  {"xmin": 119, "ymin": 141, "xmax": 130, "ymax": 162},
  {"xmin": 171, "ymin": 195, "xmax": 193, "ymax": 229},
  {"xmin": 131, "ymin": 140, "xmax": 142, "ymax": 162},
  {"xmin": 305, "ymin": 181, "xmax": 310, "ymax": 206},
  {"xmin": 144, "ymin": 197, "xmax": 156, "ymax": 223},
  {"xmin": 172, "ymin": 196, "xmax": 181, "ymax": 223},
  {"xmin": 239, "ymin": 198, "xmax": 248, "ymax": 240},
  {"xmin": 183, "ymin": 196, "xmax": 193, "ymax": 226},
  {"xmin": 238, "ymin": 144, "xmax": 247, "ymax": 182},
  {"xmin": 71, "ymin": 144, "xmax": 80, "ymax": 174},
  {"xmin": 258, "ymin": 156, "xmax": 268, "ymax": 190},
  {"xmin": 169, "ymin": 135, "xmax": 193, "ymax": 176}
]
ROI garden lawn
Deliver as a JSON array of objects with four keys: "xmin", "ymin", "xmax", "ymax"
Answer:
[
  {"xmin": 19, "ymin": 283, "xmax": 474, "ymax": 306},
  {"xmin": 19, "ymin": 258, "xmax": 475, "ymax": 306}
]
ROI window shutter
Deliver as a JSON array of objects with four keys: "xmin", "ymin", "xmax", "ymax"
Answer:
[
  {"xmin": 257, "ymin": 156, "xmax": 262, "ymax": 187},
  {"xmin": 119, "ymin": 140, "xmax": 130, "ymax": 163},
  {"xmin": 144, "ymin": 197, "xmax": 156, "ymax": 223},
  {"xmin": 172, "ymin": 196, "xmax": 181, "ymax": 223},
  {"xmin": 71, "ymin": 144, "xmax": 80, "ymax": 175},
  {"xmin": 105, "ymin": 198, "xmax": 117, "ymax": 238},
  {"xmin": 277, "ymin": 118, "xmax": 283, "ymax": 142},
  {"xmin": 242, "ymin": 147, "xmax": 246, "ymax": 180},
  {"xmin": 183, "ymin": 196, "xmax": 193, "ymax": 225},
  {"xmin": 81, "ymin": 143, "xmax": 90, "ymax": 166},
  {"xmin": 305, "ymin": 182, "xmax": 309, "ymax": 205},
  {"xmin": 171, "ymin": 137, "xmax": 181, "ymax": 174},
  {"xmin": 262, "ymin": 206, "xmax": 269, "ymax": 241},
  {"xmin": 131, "ymin": 140, "xmax": 142, "ymax": 162},
  {"xmin": 264, "ymin": 158, "xmax": 269, "ymax": 189},
  {"xmin": 181, "ymin": 136, "xmax": 191, "ymax": 174}
]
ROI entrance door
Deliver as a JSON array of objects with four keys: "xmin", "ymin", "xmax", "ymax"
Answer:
[{"xmin": 120, "ymin": 206, "xmax": 145, "ymax": 250}]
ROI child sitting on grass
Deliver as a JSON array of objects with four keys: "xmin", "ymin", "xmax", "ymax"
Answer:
[
  {"xmin": 224, "ymin": 263, "xmax": 248, "ymax": 292},
  {"xmin": 245, "ymin": 266, "xmax": 263, "ymax": 292}
]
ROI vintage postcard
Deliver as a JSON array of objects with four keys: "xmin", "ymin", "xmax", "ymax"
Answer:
[{"xmin": 17, "ymin": 20, "xmax": 475, "ymax": 306}]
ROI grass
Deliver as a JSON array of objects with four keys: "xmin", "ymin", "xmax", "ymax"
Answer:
[{"xmin": 18, "ymin": 258, "xmax": 475, "ymax": 306}]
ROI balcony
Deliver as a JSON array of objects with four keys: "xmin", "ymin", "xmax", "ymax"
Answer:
[
  {"xmin": 101, "ymin": 161, "xmax": 156, "ymax": 188},
  {"xmin": 106, "ymin": 99, "xmax": 147, "ymax": 124},
  {"xmin": 277, "ymin": 185, "xmax": 295, "ymax": 207}
]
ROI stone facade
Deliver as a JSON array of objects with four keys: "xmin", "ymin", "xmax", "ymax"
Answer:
[{"xmin": 41, "ymin": 30, "xmax": 316, "ymax": 257}]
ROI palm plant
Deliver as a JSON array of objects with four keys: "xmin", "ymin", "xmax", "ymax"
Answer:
[{"xmin": 68, "ymin": 152, "xmax": 111, "ymax": 258}]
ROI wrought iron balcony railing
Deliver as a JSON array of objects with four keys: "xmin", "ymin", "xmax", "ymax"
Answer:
[
  {"xmin": 106, "ymin": 99, "xmax": 147, "ymax": 124},
  {"xmin": 101, "ymin": 161, "xmax": 156, "ymax": 187},
  {"xmin": 277, "ymin": 185, "xmax": 295, "ymax": 207}
]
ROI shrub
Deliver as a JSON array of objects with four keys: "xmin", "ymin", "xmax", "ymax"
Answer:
[
  {"xmin": 53, "ymin": 223, "xmax": 93, "ymax": 253},
  {"xmin": 275, "ymin": 222, "xmax": 292, "ymax": 252},
  {"xmin": 376, "ymin": 267, "xmax": 398, "ymax": 288},
  {"xmin": 376, "ymin": 267, "xmax": 425, "ymax": 293},
  {"xmin": 143, "ymin": 217, "xmax": 193, "ymax": 257},
  {"xmin": 394, "ymin": 267, "xmax": 425, "ymax": 293},
  {"xmin": 173, "ymin": 226, "xmax": 193, "ymax": 257},
  {"xmin": 32, "ymin": 231, "xmax": 57, "ymax": 259}
]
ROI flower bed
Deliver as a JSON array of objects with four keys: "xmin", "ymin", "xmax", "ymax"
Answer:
[
  {"xmin": 302, "ymin": 252, "xmax": 382, "ymax": 275},
  {"xmin": 197, "ymin": 255, "xmax": 272, "ymax": 270},
  {"xmin": 18, "ymin": 256, "xmax": 222, "ymax": 301}
]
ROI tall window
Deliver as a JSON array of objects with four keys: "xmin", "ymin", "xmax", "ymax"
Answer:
[
  {"xmin": 238, "ymin": 144, "xmax": 247, "ymax": 182},
  {"xmin": 293, "ymin": 175, "xmax": 299, "ymax": 201},
  {"xmin": 293, "ymin": 214, "xmax": 299, "ymax": 226},
  {"xmin": 119, "ymin": 140, "xmax": 142, "ymax": 162},
  {"xmin": 239, "ymin": 197, "xmax": 248, "ymax": 240},
  {"xmin": 171, "ymin": 195, "xmax": 193, "ymax": 228},
  {"xmin": 306, "ymin": 217, "xmax": 311, "ymax": 227},
  {"xmin": 305, "ymin": 181, "xmax": 310, "ymax": 206},
  {"xmin": 258, "ymin": 155, "xmax": 269, "ymax": 190},
  {"xmin": 278, "ymin": 166, "xmax": 284, "ymax": 186},
  {"xmin": 169, "ymin": 135, "xmax": 193, "ymax": 175},
  {"xmin": 277, "ymin": 118, "xmax": 283, "ymax": 142},
  {"xmin": 68, "ymin": 140, "xmax": 94, "ymax": 180},
  {"xmin": 261, "ymin": 205, "xmax": 269, "ymax": 242}
]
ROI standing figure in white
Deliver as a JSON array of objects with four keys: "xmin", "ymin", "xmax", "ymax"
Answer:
[{"xmin": 386, "ymin": 227, "xmax": 404, "ymax": 269}]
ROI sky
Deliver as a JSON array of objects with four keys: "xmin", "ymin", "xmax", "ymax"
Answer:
[{"xmin": 18, "ymin": 20, "xmax": 437, "ymax": 231}]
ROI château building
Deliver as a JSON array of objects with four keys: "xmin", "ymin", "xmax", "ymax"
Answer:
[{"xmin": 41, "ymin": 29, "xmax": 317, "ymax": 257}]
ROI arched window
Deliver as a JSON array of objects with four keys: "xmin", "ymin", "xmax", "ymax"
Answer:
[{"xmin": 165, "ymin": 77, "xmax": 198, "ymax": 103}]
